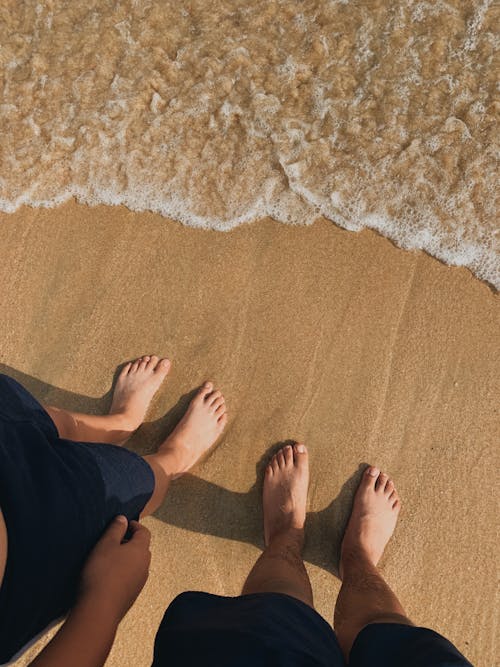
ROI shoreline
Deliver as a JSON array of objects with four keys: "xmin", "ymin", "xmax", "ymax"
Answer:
[{"xmin": 2, "ymin": 200, "xmax": 497, "ymax": 293}]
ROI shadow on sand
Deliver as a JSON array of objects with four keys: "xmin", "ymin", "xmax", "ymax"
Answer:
[{"xmin": 0, "ymin": 365, "xmax": 367, "ymax": 576}]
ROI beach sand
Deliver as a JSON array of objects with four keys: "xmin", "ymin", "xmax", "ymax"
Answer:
[{"xmin": 1, "ymin": 201, "xmax": 498, "ymax": 666}]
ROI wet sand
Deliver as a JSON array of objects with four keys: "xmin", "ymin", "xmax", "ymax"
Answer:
[
  {"xmin": 1, "ymin": 201, "xmax": 498, "ymax": 666},
  {"xmin": 2, "ymin": 1, "xmax": 498, "ymax": 287}
]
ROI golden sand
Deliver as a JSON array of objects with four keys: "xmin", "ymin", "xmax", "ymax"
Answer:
[{"xmin": 1, "ymin": 202, "xmax": 498, "ymax": 666}]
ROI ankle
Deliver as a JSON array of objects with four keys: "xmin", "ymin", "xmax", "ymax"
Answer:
[
  {"xmin": 143, "ymin": 454, "xmax": 176, "ymax": 488},
  {"xmin": 267, "ymin": 526, "xmax": 305, "ymax": 551},
  {"xmin": 151, "ymin": 448, "xmax": 184, "ymax": 479},
  {"xmin": 339, "ymin": 543, "xmax": 375, "ymax": 580},
  {"xmin": 107, "ymin": 409, "xmax": 140, "ymax": 432},
  {"xmin": 158, "ymin": 432, "xmax": 183, "ymax": 453}
]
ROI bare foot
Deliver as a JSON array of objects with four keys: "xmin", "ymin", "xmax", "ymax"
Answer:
[
  {"xmin": 157, "ymin": 382, "xmax": 227, "ymax": 479},
  {"xmin": 109, "ymin": 355, "xmax": 171, "ymax": 432},
  {"xmin": 263, "ymin": 444, "xmax": 309, "ymax": 546},
  {"xmin": 340, "ymin": 466, "xmax": 401, "ymax": 575}
]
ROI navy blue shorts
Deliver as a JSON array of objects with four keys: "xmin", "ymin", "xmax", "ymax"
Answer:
[
  {"xmin": 0, "ymin": 374, "xmax": 155, "ymax": 663},
  {"xmin": 350, "ymin": 622, "xmax": 473, "ymax": 666},
  {"xmin": 151, "ymin": 592, "xmax": 473, "ymax": 666}
]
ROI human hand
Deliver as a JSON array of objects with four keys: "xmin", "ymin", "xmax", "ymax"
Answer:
[{"xmin": 79, "ymin": 516, "xmax": 151, "ymax": 623}]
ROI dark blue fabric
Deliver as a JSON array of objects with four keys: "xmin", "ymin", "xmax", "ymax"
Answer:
[
  {"xmin": 152, "ymin": 591, "xmax": 343, "ymax": 666},
  {"xmin": 151, "ymin": 593, "xmax": 473, "ymax": 667},
  {"xmin": 0, "ymin": 374, "xmax": 155, "ymax": 663},
  {"xmin": 350, "ymin": 623, "xmax": 473, "ymax": 667}
]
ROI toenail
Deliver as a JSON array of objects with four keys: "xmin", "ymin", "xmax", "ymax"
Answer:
[
  {"xmin": 296, "ymin": 444, "xmax": 306, "ymax": 453},
  {"xmin": 368, "ymin": 467, "xmax": 379, "ymax": 476}
]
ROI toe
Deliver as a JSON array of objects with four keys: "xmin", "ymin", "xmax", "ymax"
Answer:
[
  {"xmin": 265, "ymin": 464, "xmax": 274, "ymax": 478},
  {"xmin": 384, "ymin": 479, "xmax": 394, "ymax": 494},
  {"xmin": 392, "ymin": 498, "xmax": 401, "ymax": 511},
  {"xmin": 277, "ymin": 450, "xmax": 286, "ymax": 469},
  {"xmin": 139, "ymin": 356, "xmax": 150, "ymax": 369},
  {"xmin": 156, "ymin": 358, "xmax": 171, "ymax": 373},
  {"xmin": 198, "ymin": 382, "xmax": 214, "ymax": 399},
  {"xmin": 217, "ymin": 412, "xmax": 228, "ymax": 428},
  {"xmin": 130, "ymin": 358, "xmax": 141, "ymax": 373},
  {"xmin": 121, "ymin": 362, "xmax": 132, "ymax": 377},
  {"xmin": 147, "ymin": 355, "xmax": 159, "ymax": 369},
  {"xmin": 283, "ymin": 445, "xmax": 294, "ymax": 466},
  {"xmin": 208, "ymin": 390, "xmax": 222, "ymax": 405},
  {"xmin": 376, "ymin": 472, "xmax": 389, "ymax": 491},
  {"xmin": 214, "ymin": 401, "xmax": 225, "ymax": 414},
  {"xmin": 363, "ymin": 466, "xmax": 380, "ymax": 489},
  {"xmin": 293, "ymin": 443, "xmax": 308, "ymax": 465},
  {"xmin": 271, "ymin": 454, "xmax": 280, "ymax": 474}
]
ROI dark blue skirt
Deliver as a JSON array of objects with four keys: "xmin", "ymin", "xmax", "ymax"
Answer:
[
  {"xmin": 151, "ymin": 592, "xmax": 473, "ymax": 667},
  {"xmin": 0, "ymin": 374, "xmax": 155, "ymax": 664}
]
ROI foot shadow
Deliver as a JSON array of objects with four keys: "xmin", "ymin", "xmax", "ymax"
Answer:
[
  {"xmin": 125, "ymin": 387, "xmax": 200, "ymax": 456},
  {"xmin": 0, "ymin": 365, "xmax": 367, "ymax": 575},
  {"xmin": 0, "ymin": 364, "xmax": 115, "ymax": 414},
  {"xmin": 154, "ymin": 441, "xmax": 367, "ymax": 576}
]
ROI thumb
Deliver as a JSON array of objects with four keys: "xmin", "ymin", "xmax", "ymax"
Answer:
[
  {"xmin": 103, "ymin": 515, "xmax": 129, "ymax": 543},
  {"xmin": 127, "ymin": 521, "xmax": 151, "ymax": 547}
]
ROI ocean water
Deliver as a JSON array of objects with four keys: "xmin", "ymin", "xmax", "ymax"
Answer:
[{"xmin": 1, "ymin": 0, "xmax": 498, "ymax": 288}]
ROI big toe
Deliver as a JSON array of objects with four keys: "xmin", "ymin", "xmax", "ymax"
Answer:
[
  {"xmin": 293, "ymin": 443, "xmax": 308, "ymax": 466},
  {"xmin": 361, "ymin": 465, "xmax": 380, "ymax": 490},
  {"xmin": 155, "ymin": 357, "xmax": 171, "ymax": 374},
  {"xmin": 198, "ymin": 381, "xmax": 214, "ymax": 400}
]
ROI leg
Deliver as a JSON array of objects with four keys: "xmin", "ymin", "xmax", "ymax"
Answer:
[
  {"xmin": 44, "ymin": 356, "xmax": 170, "ymax": 445},
  {"xmin": 242, "ymin": 444, "xmax": 313, "ymax": 608},
  {"xmin": 334, "ymin": 466, "xmax": 412, "ymax": 660},
  {"xmin": 141, "ymin": 381, "xmax": 228, "ymax": 516}
]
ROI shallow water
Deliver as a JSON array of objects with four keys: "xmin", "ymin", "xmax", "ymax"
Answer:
[{"xmin": 1, "ymin": 0, "xmax": 498, "ymax": 287}]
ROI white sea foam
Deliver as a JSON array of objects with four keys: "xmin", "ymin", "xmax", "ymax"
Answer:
[{"xmin": 0, "ymin": 0, "xmax": 498, "ymax": 288}]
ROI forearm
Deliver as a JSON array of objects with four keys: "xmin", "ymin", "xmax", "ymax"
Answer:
[{"xmin": 29, "ymin": 596, "xmax": 121, "ymax": 667}]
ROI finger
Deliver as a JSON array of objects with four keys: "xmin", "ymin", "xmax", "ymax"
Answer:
[
  {"xmin": 103, "ymin": 515, "xmax": 129, "ymax": 544},
  {"xmin": 128, "ymin": 520, "xmax": 151, "ymax": 547}
]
